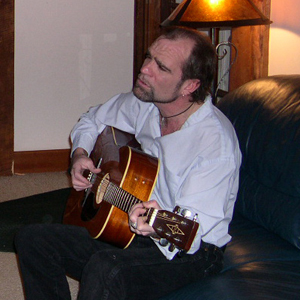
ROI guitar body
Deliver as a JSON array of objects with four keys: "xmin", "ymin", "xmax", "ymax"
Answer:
[{"xmin": 64, "ymin": 137, "xmax": 159, "ymax": 248}]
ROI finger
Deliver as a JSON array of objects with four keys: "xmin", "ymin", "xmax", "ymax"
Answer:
[
  {"xmin": 72, "ymin": 172, "xmax": 91, "ymax": 186},
  {"xmin": 71, "ymin": 159, "xmax": 100, "ymax": 189},
  {"xmin": 73, "ymin": 182, "xmax": 91, "ymax": 191},
  {"xmin": 129, "ymin": 214, "xmax": 155, "ymax": 235},
  {"xmin": 128, "ymin": 203, "xmax": 151, "ymax": 231},
  {"xmin": 90, "ymin": 166, "xmax": 101, "ymax": 174},
  {"xmin": 129, "ymin": 220, "xmax": 138, "ymax": 230},
  {"xmin": 129, "ymin": 202, "xmax": 147, "ymax": 217},
  {"xmin": 135, "ymin": 219, "xmax": 155, "ymax": 236},
  {"xmin": 144, "ymin": 200, "xmax": 161, "ymax": 210}
]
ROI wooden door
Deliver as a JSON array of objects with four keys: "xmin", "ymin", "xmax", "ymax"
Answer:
[
  {"xmin": 134, "ymin": 0, "xmax": 178, "ymax": 83},
  {"xmin": 230, "ymin": 0, "xmax": 271, "ymax": 91}
]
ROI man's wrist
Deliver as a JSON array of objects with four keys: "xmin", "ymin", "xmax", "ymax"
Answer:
[{"xmin": 72, "ymin": 148, "xmax": 88, "ymax": 158}]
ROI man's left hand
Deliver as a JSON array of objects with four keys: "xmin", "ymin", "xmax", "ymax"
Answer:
[{"xmin": 128, "ymin": 200, "xmax": 161, "ymax": 236}]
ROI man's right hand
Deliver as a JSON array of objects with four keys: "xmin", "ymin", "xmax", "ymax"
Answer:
[{"xmin": 70, "ymin": 148, "xmax": 101, "ymax": 191}]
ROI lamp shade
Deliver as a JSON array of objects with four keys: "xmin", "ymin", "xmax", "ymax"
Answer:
[{"xmin": 161, "ymin": 0, "xmax": 272, "ymax": 28}]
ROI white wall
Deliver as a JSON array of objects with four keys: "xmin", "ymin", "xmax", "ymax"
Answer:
[
  {"xmin": 14, "ymin": 0, "xmax": 134, "ymax": 151},
  {"xmin": 14, "ymin": 0, "xmax": 299, "ymax": 152},
  {"xmin": 269, "ymin": 0, "xmax": 300, "ymax": 75}
]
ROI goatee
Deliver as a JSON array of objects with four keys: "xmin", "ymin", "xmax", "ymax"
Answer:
[
  {"xmin": 133, "ymin": 82, "xmax": 154, "ymax": 103},
  {"xmin": 133, "ymin": 82, "xmax": 179, "ymax": 104}
]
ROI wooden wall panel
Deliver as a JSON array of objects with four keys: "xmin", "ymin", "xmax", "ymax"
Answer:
[
  {"xmin": 134, "ymin": 0, "xmax": 177, "ymax": 83},
  {"xmin": 0, "ymin": 0, "xmax": 14, "ymax": 175},
  {"xmin": 230, "ymin": 0, "xmax": 271, "ymax": 91},
  {"xmin": 14, "ymin": 149, "xmax": 71, "ymax": 174},
  {"xmin": 134, "ymin": 0, "xmax": 162, "ymax": 83}
]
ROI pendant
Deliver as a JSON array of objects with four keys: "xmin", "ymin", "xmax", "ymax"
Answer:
[{"xmin": 160, "ymin": 117, "xmax": 166, "ymax": 128}]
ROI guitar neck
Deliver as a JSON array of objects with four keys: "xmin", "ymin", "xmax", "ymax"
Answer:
[
  {"xmin": 103, "ymin": 180, "xmax": 142, "ymax": 214},
  {"xmin": 102, "ymin": 179, "xmax": 198, "ymax": 252},
  {"xmin": 84, "ymin": 170, "xmax": 198, "ymax": 252}
]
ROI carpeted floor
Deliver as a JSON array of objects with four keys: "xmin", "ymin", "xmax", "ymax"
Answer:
[
  {"xmin": 0, "ymin": 172, "xmax": 79, "ymax": 300},
  {"xmin": 0, "ymin": 172, "xmax": 72, "ymax": 202},
  {"xmin": 0, "ymin": 188, "xmax": 71, "ymax": 252}
]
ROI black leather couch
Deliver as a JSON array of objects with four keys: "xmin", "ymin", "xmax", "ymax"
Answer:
[{"xmin": 161, "ymin": 75, "xmax": 300, "ymax": 300}]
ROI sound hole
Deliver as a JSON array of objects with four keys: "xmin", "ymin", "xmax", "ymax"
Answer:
[
  {"xmin": 80, "ymin": 173, "xmax": 110, "ymax": 221},
  {"xmin": 81, "ymin": 191, "xmax": 99, "ymax": 221}
]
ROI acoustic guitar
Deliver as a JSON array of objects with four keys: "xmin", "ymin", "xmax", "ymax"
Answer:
[{"xmin": 63, "ymin": 127, "xmax": 199, "ymax": 252}]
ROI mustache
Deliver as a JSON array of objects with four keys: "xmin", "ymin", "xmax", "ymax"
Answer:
[{"xmin": 137, "ymin": 75, "xmax": 150, "ymax": 87}]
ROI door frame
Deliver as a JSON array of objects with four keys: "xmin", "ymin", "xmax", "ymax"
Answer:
[{"xmin": 0, "ymin": 0, "xmax": 14, "ymax": 175}]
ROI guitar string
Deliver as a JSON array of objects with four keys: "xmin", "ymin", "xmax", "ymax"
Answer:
[
  {"xmin": 104, "ymin": 181, "xmax": 141, "ymax": 213},
  {"xmin": 96, "ymin": 176, "xmax": 191, "ymax": 226}
]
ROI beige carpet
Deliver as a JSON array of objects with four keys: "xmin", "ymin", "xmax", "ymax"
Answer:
[{"xmin": 0, "ymin": 172, "xmax": 79, "ymax": 300}]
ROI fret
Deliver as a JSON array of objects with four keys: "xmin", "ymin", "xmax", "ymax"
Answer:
[
  {"xmin": 103, "ymin": 181, "xmax": 141, "ymax": 213},
  {"xmin": 122, "ymin": 193, "xmax": 130, "ymax": 212}
]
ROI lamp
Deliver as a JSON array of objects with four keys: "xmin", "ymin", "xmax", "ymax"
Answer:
[
  {"xmin": 161, "ymin": 0, "xmax": 272, "ymax": 99},
  {"xmin": 161, "ymin": 0, "xmax": 272, "ymax": 29}
]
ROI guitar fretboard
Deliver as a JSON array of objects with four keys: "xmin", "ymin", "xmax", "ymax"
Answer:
[{"xmin": 102, "ymin": 177, "xmax": 141, "ymax": 213}]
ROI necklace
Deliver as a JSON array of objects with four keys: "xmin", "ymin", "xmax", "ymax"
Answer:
[{"xmin": 160, "ymin": 102, "xmax": 194, "ymax": 126}]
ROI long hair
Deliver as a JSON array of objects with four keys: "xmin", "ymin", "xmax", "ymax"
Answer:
[{"xmin": 160, "ymin": 27, "xmax": 216, "ymax": 102}]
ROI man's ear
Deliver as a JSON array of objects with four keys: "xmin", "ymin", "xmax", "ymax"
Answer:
[{"xmin": 182, "ymin": 79, "xmax": 201, "ymax": 96}]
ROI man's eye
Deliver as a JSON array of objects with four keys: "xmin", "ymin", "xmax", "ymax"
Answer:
[{"xmin": 158, "ymin": 64, "xmax": 167, "ymax": 72}]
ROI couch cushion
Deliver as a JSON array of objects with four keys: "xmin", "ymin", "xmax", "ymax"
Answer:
[
  {"xmin": 159, "ymin": 260, "xmax": 300, "ymax": 300},
  {"xmin": 224, "ymin": 213, "xmax": 300, "ymax": 269},
  {"xmin": 217, "ymin": 75, "xmax": 300, "ymax": 249},
  {"xmin": 159, "ymin": 214, "xmax": 300, "ymax": 300}
]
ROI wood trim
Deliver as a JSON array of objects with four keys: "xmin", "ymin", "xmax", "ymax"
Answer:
[
  {"xmin": 0, "ymin": 0, "xmax": 14, "ymax": 176},
  {"xmin": 134, "ymin": 0, "xmax": 162, "ymax": 83},
  {"xmin": 133, "ymin": 0, "xmax": 177, "ymax": 83},
  {"xmin": 229, "ymin": 0, "xmax": 271, "ymax": 91},
  {"xmin": 14, "ymin": 149, "xmax": 71, "ymax": 174}
]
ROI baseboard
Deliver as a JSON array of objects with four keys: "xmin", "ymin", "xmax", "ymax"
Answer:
[{"xmin": 13, "ymin": 149, "xmax": 71, "ymax": 174}]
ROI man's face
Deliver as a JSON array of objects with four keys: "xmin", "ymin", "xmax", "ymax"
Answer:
[{"xmin": 133, "ymin": 37, "xmax": 194, "ymax": 104}]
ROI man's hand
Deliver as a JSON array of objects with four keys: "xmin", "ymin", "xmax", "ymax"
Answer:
[
  {"xmin": 128, "ymin": 200, "xmax": 162, "ymax": 237},
  {"xmin": 70, "ymin": 148, "xmax": 101, "ymax": 191}
]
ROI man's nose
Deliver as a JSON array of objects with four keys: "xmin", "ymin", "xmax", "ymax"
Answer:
[{"xmin": 140, "ymin": 59, "xmax": 154, "ymax": 75}]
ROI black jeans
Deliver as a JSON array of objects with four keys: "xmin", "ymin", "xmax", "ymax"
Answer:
[{"xmin": 15, "ymin": 223, "xmax": 224, "ymax": 300}]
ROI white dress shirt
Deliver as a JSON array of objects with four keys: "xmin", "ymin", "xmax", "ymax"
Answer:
[{"xmin": 71, "ymin": 92, "xmax": 241, "ymax": 260}]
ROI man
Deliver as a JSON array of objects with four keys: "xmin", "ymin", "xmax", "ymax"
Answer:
[{"xmin": 15, "ymin": 27, "xmax": 241, "ymax": 299}]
